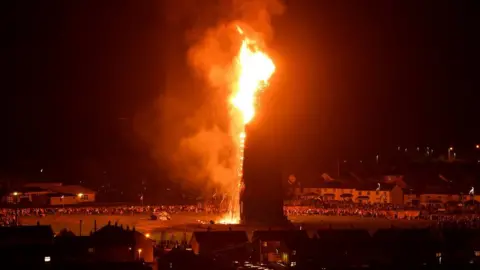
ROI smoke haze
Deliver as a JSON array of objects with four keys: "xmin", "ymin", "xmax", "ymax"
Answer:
[{"xmin": 136, "ymin": 0, "xmax": 285, "ymax": 196}]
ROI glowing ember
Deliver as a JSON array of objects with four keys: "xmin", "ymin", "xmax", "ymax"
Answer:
[{"xmin": 218, "ymin": 26, "xmax": 276, "ymax": 224}]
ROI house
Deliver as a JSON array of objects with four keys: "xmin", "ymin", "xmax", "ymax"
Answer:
[
  {"xmin": 251, "ymin": 230, "xmax": 309, "ymax": 265},
  {"xmin": 293, "ymin": 178, "xmax": 357, "ymax": 202},
  {"xmin": 441, "ymin": 229, "xmax": 478, "ymax": 264},
  {"xmin": 48, "ymin": 193, "xmax": 79, "ymax": 206},
  {"xmin": 92, "ymin": 223, "xmax": 154, "ymax": 263},
  {"xmin": 157, "ymin": 248, "xmax": 202, "ymax": 270},
  {"xmin": 54, "ymin": 233, "xmax": 94, "ymax": 263},
  {"xmin": 372, "ymin": 228, "xmax": 437, "ymax": 266},
  {"xmin": 417, "ymin": 184, "xmax": 463, "ymax": 206},
  {"xmin": 316, "ymin": 229, "xmax": 373, "ymax": 267},
  {"xmin": 0, "ymin": 225, "xmax": 54, "ymax": 264},
  {"xmin": 292, "ymin": 172, "xmax": 405, "ymax": 204},
  {"xmin": 355, "ymin": 183, "xmax": 404, "ymax": 204},
  {"xmin": 403, "ymin": 189, "xmax": 420, "ymax": 206},
  {"xmin": 7, "ymin": 182, "xmax": 96, "ymax": 205},
  {"xmin": 190, "ymin": 230, "xmax": 248, "ymax": 260}
]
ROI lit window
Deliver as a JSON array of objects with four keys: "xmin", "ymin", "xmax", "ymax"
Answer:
[
  {"xmin": 263, "ymin": 241, "xmax": 267, "ymax": 247},
  {"xmin": 290, "ymin": 262, "xmax": 296, "ymax": 267},
  {"xmin": 292, "ymin": 250, "xmax": 296, "ymax": 255},
  {"xmin": 436, "ymin": 252, "xmax": 442, "ymax": 257},
  {"xmin": 44, "ymin": 256, "xmax": 51, "ymax": 262},
  {"xmin": 88, "ymin": 248, "xmax": 94, "ymax": 253},
  {"xmin": 475, "ymin": 251, "xmax": 480, "ymax": 257}
]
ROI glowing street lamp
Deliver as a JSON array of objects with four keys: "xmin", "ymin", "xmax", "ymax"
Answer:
[
  {"xmin": 77, "ymin": 193, "xmax": 84, "ymax": 200},
  {"xmin": 448, "ymin": 147, "xmax": 453, "ymax": 161},
  {"xmin": 476, "ymin": 144, "xmax": 479, "ymax": 149},
  {"xmin": 137, "ymin": 248, "xmax": 142, "ymax": 260},
  {"xmin": 12, "ymin": 192, "xmax": 19, "ymax": 226}
]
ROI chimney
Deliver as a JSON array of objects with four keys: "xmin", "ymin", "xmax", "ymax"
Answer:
[
  {"xmin": 94, "ymin": 220, "xmax": 97, "ymax": 232},
  {"xmin": 115, "ymin": 221, "xmax": 118, "ymax": 227},
  {"xmin": 37, "ymin": 221, "xmax": 40, "ymax": 226},
  {"xmin": 108, "ymin": 221, "xmax": 111, "ymax": 226},
  {"xmin": 126, "ymin": 226, "xmax": 130, "ymax": 231},
  {"xmin": 132, "ymin": 226, "xmax": 135, "ymax": 232}
]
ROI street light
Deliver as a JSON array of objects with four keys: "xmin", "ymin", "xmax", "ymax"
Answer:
[
  {"xmin": 137, "ymin": 248, "xmax": 142, "ymax": 260},
  {"xmin": 476, "ymin": 144, "xmax": 479, "ymax": 149},
  {"xmin": 12, "ymin": 192, "xmax": 19, "ymax": 226},
  {"xmin": 448, "ymin": 147, "xmax": 453, "ymax": 161}
]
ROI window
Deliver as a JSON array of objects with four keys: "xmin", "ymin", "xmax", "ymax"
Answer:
[
  {"xmin": 292, "ymin": 250, "xmax": 296, "ymax": 255},
  {"xmin": 83, "ymin": 194, "xmax": 89, "ymax": 200},
  {"xmin": 263, "ymin": 241, "xmax": 267, "ymax": 247},
  {"xmin": 475, "ymin": 251, "xmax": 480, "ymax": 257},
  {"xmin": 436, "ymin": 252, "xmax": 442, "ymax": 257}
]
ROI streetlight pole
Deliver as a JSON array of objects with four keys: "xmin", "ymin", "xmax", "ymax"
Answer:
[
  {"xmin": 13, "ymin": 192, "xmax": 19, "ymax": 226},
  {"xmin": 448, "ymin": 147, "xmax": 453, "ymax": 161}
]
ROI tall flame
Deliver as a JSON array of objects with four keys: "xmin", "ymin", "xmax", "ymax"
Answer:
[{"xmin": 219, "ymin": 26, "xmax": 276, "ymax": 224}]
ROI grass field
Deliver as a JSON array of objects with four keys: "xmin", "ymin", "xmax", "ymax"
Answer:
[{"xmin": 20, "ymin": 213, "xmax": 434, "ymax": 241}]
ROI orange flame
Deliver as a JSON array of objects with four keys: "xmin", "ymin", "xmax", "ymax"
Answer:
[
  {"xmin": 231, "ymin": 28, "xmax": 276, "ymax": 124},
  {"xmin": 218, "ymin": 26, "xmax": 276, "ymax": 224}
]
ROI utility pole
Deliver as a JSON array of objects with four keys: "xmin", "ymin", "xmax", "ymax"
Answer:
[{"xmin": 13, "ymin": 192, "xmax": 19, "ymax": 226}]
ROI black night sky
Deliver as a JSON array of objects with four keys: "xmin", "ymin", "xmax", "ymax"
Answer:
[{"xmin": 6, "ymin": 1, "xmax": 479, "ymax": 187}]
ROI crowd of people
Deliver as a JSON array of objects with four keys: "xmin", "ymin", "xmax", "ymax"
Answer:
[
  {"xmin": 284, "ymin": 201, "xmax": 404, "ymax": 218},
  {"xmin": 1, "ymin": 201, "xmax": 480, "ymax": 228},
  {"xmin": 0, "ymin": 205, "xmax": 198, "ymax": 226}
]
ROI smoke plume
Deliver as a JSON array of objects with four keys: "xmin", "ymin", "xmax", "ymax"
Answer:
[{"xmin": 136, "ymin": 0, "xmax": 285, "ymax": 197}]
